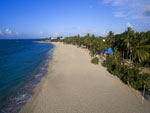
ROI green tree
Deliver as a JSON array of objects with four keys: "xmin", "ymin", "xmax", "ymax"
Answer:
[{"xmin": 107, "ymin": 31, "xmax": 114, "ymax": 48}]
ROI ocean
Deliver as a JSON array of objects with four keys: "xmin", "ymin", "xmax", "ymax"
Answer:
[{"xmin": 0, "ymin": 39, "xmax": 54, "ymax": 113}]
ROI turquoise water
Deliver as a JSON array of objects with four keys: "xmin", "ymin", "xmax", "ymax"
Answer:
[{"xmin": 0, "ymin": 39, "xmax": 54, "ymax": 113}]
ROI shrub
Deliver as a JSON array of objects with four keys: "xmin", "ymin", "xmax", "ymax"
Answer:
[
  {"xmin": 91, "ymin": 57, "xmax": 99, "ymax": 64},
  {"xmin": 90, "ymin": 51, "xmax": 95, "ymax": 57},
  {"xmin": 102, "ymin": 56, "xmax": 124, "ymax": 74},
  {"xmin": 102, "ymin": 56, "xmax": 150, "ymax": 91}
]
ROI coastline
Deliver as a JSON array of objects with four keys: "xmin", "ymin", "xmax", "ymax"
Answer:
[
  {"xmin": 0, "ymin": 40, "xmax": 55, "ymax": 113},
  {"xmin": 21, "ymin": 42, "xmax": 150, "ymax": 113}
]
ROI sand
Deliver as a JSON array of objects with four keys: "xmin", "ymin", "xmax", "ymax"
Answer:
[{"xmin": 21, "ymin": 42, "xmax": 150, "ymax": 113}]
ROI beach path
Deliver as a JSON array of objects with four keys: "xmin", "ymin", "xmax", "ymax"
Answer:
[{"xmin": 21, "ymin": 42, "xmax": 150, "ymax": 113}]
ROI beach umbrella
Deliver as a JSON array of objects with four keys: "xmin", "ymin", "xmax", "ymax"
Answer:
[{"xmin": 104, "ymin": 48, "xmax": 114, "ymax": 54}]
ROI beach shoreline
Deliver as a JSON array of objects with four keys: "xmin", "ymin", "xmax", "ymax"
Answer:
[
  {"xmin": 0, "ymin": 40, "xmax": 55, "ymax": 113},
  {"xmin": 21, "ymin": 42, "xmax": 150, "ymax": 113}
]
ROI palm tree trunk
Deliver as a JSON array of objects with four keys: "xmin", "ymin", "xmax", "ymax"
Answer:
[
  {"xmin": 123, "ymin": 50, "xmax": 125, "ymax": 59},
  {"xmin": 127, "ymin": 49, "xmax": 129, "ymax": 60},
  {"xmin": 129, "ymin": 54, "xmax": 132, "ymax": 63}
]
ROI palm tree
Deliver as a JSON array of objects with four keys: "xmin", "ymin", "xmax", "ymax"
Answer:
[
  {"xmin": 90, "ymin": 38, "xmax": 106, "ymax": 56},
  {"xmin": 123, "ymin": 27, "xmax": 134, "ymax": 62},
  {"xmin": 133, "ymin": 49, "xmax": 149, "ymax": 63},
  {"xmin": 107, "ymin": 31, "xmax": 114, "ymax": 48},
  {"xmin": 113, "ymin": 47, "xmax": 121, "ymax": 60},
  {"xmin": 84, "ymin": 34, "xmax": 95, "ymax": 49},
  {"xmin": 133, "ymin": 45, "xmax": 150, "ymax": 63}
]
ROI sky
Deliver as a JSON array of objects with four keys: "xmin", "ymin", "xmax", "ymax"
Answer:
[{"xmin": 0, "ymin": 0, "xmax": 150, "ymax": 39}]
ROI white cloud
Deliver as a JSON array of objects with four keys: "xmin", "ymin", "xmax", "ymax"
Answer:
[
  {"xmin": 16, "ymin": 32, "xmax": 19, "ymax": 35},
  {"xmin": 5, "ymin": 28, "xmax": 12, "ymax": 35},
  {"xmin": 144, "ymin": 4, "xmax": 150, "ymax": 16},
  {"xmin": 127, "ymin": 22, "xmax": 133, "ymax": 28},
  {"xmin": 103, "ymin": 0, "xmax": 150, "ymax": 23},
  {"xmin": 103, "ymin": 0, "xmax": 124, "ymax": 6},
  {"xmin": 100, "ymin": 31, "xmax": 108, "ymax": 36},
  {"xmin": 70, "ymin": 27, "xmax": 78, "ymax": 31},
  {"xmin": 103, "ymin": 0, "xmax": 113, "ymax": 4},
  {"xmin": 40, "ymin": 31, "xmax": 43, "ymax": 36},
  {"xmin": 0, "ymin": 30, "xmax": 3, "ymax": 35},
  {"xmin": 53, "ymin": 32, "xmax": 58, "ymax": 36},
  {"xmin": 113, "ymin": 11, "xmax": 126, "ymax": 17},
  {"xmin": 87, "ymin": 27, "xmax": 92, "ymax": 32}
]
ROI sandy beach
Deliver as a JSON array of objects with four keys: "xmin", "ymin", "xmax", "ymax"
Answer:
[{"xmin": 21, "ymin": 42, "xmax": 150, "ymax": 113}]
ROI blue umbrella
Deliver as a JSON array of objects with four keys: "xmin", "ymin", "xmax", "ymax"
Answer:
[{"xmin": 104, "ymin": 48, "xmax": 114, "ymax": 54}]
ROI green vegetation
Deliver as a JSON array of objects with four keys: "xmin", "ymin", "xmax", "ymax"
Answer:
[
  {"xmin": 103, "ymin": 56, "xmax": 150, "ymax": 90},
  {"xmin": 43, "ymin": 37, "xmax": 63, "ymax": 42},
  {"xmin": 91, "ymin": 57, "xmax": 99, "ymax": 64},
  {"xmin": 44, "ymin": 27, "xmax": 150, "ymax": 91}
]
